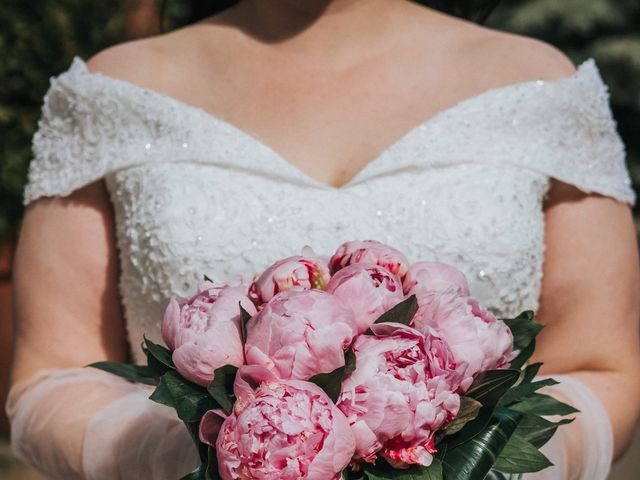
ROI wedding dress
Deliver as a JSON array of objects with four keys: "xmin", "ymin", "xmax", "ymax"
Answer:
[{"xmin": 6, "ymin": 56, "xmax": 636, "ymax": 480}]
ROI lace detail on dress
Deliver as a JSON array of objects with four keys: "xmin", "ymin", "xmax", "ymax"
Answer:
[{"xmin": 21, "ymin": 56, "xmax": 637, "ymax": 364}]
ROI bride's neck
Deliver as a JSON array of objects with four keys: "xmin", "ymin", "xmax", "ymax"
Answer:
[{"xmin": 221, "ymin": 0, "xmax": 417, "ymax": 67}]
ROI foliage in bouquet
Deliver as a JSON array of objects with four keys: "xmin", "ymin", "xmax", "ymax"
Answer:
[{"xmin": 90, "ymin": 240, "xmax": 577, "ymax": 480}]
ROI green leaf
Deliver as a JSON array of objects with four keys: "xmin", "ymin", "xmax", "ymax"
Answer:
[
  {"xmin": 342, "ymin": 468, "xmax": 363, "ymax": 480},
  {"xmin": 149, "ymin": 374, "xmax": 175, "ymax": 408},
  {"xmin": 344, "ymin": 347, "xmax": 357, "ymax": 378},
  {"xmin": 439, "ymin": 408, "xmax": 522, "ymax": 480},
  {"xmin": 502, "ymin": 311, "xmax": 544, "ymax": 369},
  {"xmin": 513, "ymin": 413, "xmax": 574, "ymax": 448},
  {"xmin": 185, "ymin": 421, "xmax": 210, "ymax": 463},
  {"xmin": 145, "ymin": 352, "xmax": 170, "ymax": 378},
  {"xmin": 309, "ymin": 347, "xmax": 356, "ymax": 403},
  {"xmin": 509, "ymin": 339, "xmax": 536, "ymax": 371},
  {"xmin": 87, "ymin": 361, "xmax": 157, "ymax": 385},
  {"xmin": 423, "ymin": 459, "xmax": 444, "ymax": 480},
  {"xmin": 444, "ymin": 396, "xmax": 482, "ymax": 436},
  {"xmin": 179, "ymin": 466, "xmax": 205, "ymax": 480},
  {"xmin": 499, "ymin": 377, "xmax": 559, "ymax": 406},
  {"xmin": 309, "ymin": 366, "xmax": 345, "ymax": 403},
  {"xmin": 521, "ymin": 363, "xmax": 543, "ymax": 384},
  {"xmin": 239, "ymin": 303, "xmax": 252, "ymax": 345},
  {"xmin": 207, "ymin": 364, "xmax": 238, "ymax": 415},
  {"xmin": 503, "ymin": 311, "xmax": 543, "ymax": 350},
  {"xmin": 205, "ymin": 446, "xmax": 222, "ymax": 480},
  {"xmin": 373, "ymin": 294, "xmax": 419, "ymax": 327},
  {"xmin": 150, "ymin": 371, "xmax": 217, "ymax": 423},
  {"xmin": 466, "ymin": 370, "xmax": 520, "ymax": 406},
  {"xmin": 510, "ymin": 392, "xmax": 579, "ymax": 416},
  {"xmin": 484, "ymin": 471, "xmax": 510, "ymax": 480},
  {"xmin": 493, "ymin": 433, "xmax": 553, "ymax": 473},
  {"xmin": 441, "ymin": 404, "xmax": 495, "ymax": 449},
  {"xmin": 363, "ymin": 458, "xmax": 443, "ymax": 479},
  {"xmin": 143, "ymin": 335, "xmax": 175, "ymax": 370},
  {"xmin": 499, "ymin": 364, "xmax": 557, "ymax": 406},
  {"xmin": 203, "ymin": 274, "xmax": 214, "ymax": 283},
  {"xmin": 362, "ymin": 465, "xmax": 391, "ymax": 480}
]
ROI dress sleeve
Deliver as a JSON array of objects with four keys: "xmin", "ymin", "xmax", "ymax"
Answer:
[
  {"xmin": 22, "ymin": 57, "xmax": 182, "ymax": 205},
  {"xmin": 23, "ymin": 58, "xmax": 107, "ymax": 204},
  {"xmin": 523, "ymin": 374, "xmax": 614, "ymax": 480},
  {"xmin": 500, "ymin": 59, "xmax": 636, "ymax": 206},
  {"xmin": 6, "ymin": 367, "xmax": 200, "ymax": 480}
]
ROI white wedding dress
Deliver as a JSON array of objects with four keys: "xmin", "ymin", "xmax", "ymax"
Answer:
[{"xmin": 6, "ymin": 56, "xmax": 636, "ymax": 480}]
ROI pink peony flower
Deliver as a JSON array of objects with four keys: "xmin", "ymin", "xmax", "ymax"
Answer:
[
  {"xmin": 403, "ymin": 261, "xmax": 470, "ymax": 297},
  {"xmin": 325, "ymin": 263, "xmax": 405, "ymax": 334},
  {"xmin": 329, "ymin": 240, "xmax": 410, "ymax": 279},
  {"xmin": 411, "ymin": 289, "xmax": 515, "ymax": 390},
  {"xmin": 245, "ymin": 288, "xmax": 357, "ymax": 380},
  {"xmin": 337, "ymin": 323, "xmax": 461, "ymax": 468},
  {"xmin": 161, "ymin": 282, "xmax": 257, "ymax": 387},
  {"xmin": 249, "ymin": 249, "xmax": 331, "ymax": 306},
  {"xmin": 200, "ymin": 366, "xmax": 356, "ymax": 480}
]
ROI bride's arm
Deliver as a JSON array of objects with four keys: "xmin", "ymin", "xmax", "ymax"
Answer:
[
  {"xmin": 6, "ymin": 180, "xmax": 199, "ymax": 479},
  {"xmin": 10, "ymin": 179, "xmax": 126, "ymax": 396},
  {"xmin": 530, "ymin": 179, "xmax": 640, "ymax": 476}
]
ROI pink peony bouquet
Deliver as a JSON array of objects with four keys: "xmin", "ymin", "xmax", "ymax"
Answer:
[{"xmin": 92, "ymin": 240, "xmax": 576, "ymax": 480}]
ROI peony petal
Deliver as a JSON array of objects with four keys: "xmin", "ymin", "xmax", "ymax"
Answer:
[
  {"xmin": 160, "ymin": 296, "xmax": 184, "ymax": 350},
  {"xmin": 233, "ymin": 365, "xmax": 279, "ymax": 402},
  {"xmin": 199, "ymin": 409, "xmax": 227, "ymax": 447},
  {"xmin": 349, "ymin": 419, "xmax": 382, "ymax": 461}
]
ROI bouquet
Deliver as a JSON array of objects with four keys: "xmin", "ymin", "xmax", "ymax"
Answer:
[{"xmin": 91, "ymin": 240, "xmax": 577, "ymax": 479}]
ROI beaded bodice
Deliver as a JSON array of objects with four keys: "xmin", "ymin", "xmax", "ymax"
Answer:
[{"xmin": 23, "ymin": 57, "xmax": 635, "ymax": 363}]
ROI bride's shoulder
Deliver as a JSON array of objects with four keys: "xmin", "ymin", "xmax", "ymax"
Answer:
[
  {"xmin": 456, "ymin": 23, "xmax": 578, "ymax": 86},
  {"xmin": 25, "ymin": 27, "xmax": 225, "ymax": 206},
  {"xmin": 84, "ymin": 31, "xmax": 187, "ymax": 92},
  {"xmin": 456, "ymin": 27, "xmax": 635, "ymax": 205},
  {"xmin": 405, "ymin": 4, "xmax": 578, "ymax": 84},
  {"xmin": 86, "ymin": 16, "xmax": 236, "ymax": 90}
]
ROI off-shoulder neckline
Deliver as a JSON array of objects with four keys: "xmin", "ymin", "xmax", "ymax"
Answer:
[{"xmin": 58, "ymin": 56, "xmax": 604, "ymax": 190}]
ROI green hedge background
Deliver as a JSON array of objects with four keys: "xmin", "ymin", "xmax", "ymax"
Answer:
[{"xmin": 1, "ymin": 0, "xmax": 639, "ymax": 241}]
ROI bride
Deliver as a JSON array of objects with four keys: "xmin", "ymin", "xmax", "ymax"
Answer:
[{"xmin": 6, "ymin": 0, "xmax": 640, "ymax": 479}]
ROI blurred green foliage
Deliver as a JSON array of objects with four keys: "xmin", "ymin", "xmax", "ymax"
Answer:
[
  {"xmin": 0, "ymin": 0, "xmax": 638, "ymax": 242},
  {"xmin": 0, "ymin": 1, "xmax": 126, "ymax": 240}
]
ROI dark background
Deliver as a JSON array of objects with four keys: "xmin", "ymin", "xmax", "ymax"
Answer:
[{"xmin": 1, "ymin": 1, "xmax": 638, "ymax": 478}]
